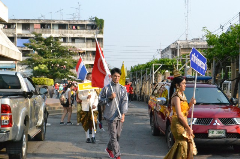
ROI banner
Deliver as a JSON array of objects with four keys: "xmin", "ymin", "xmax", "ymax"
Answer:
[{"xmin": 78, "ymin": 82, "xmax": 98, "ymax": 91}]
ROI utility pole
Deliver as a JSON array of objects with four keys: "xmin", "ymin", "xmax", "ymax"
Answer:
[
  {"xmin": 212, "ymin": 58, "xmax": 215, "ymax": 84},
  {"xmin": 135, "ymin": 71, "xmax": 137, "ymax": 84},
  {"xmin": 184, "ymin": 55, "xmax": 189, "ymax": 76},
  {"xmin": 177, "ymin": 41, "xmax": 180, "ymax": 70},
  {"xmin": 185, "ymin": 0, "xmax": 189, "ymax": 40}
]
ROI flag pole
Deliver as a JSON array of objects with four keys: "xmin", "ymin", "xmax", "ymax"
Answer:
[
  {"xmin": 190, "ymin": 71, "xmax": 197, "ymax": 129},
  {"xmin": 89, "ymin": 89, "xmax": 97, "ymax": 133},
  {"xmin": 94, "ymin": 35, "xmax": 122, "ymax": 119}
]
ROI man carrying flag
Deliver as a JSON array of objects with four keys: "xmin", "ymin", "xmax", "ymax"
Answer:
[
  {"xmin": 99, "ymin": 68, "xmax": 128, "ymax": 159},
  {"xmin": 93, "ymin": 35, "xmax": 128, "ymax": 159}
]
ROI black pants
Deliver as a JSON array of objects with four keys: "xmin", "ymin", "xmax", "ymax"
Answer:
[{"xmin": 98, "ymin": 104, "xmax": 102, "ymax": 122}]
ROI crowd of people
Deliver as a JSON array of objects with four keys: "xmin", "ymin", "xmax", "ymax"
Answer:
[
  {"xmin": 53, "ymin": 68, "xmax": 128, "ymax": 159},
  {"xmin": 47, "ymin": 67, "xmax": 196, "ymax": 159}
]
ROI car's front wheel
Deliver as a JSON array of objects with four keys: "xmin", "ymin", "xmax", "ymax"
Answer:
[
  {"xmin": 166, "ymin": 125, "xmax": 174, "ymax": 149},
  {"xmin": 151, "ymin": 114, "xmax": 160, "ymax": 136},
  {"xmin": 35, "ymin": 111, "xmax": 47, "ymax": 141},
  {"xmin": 233, "ymin": 145, "xmax": 240, "ymax": 152}
]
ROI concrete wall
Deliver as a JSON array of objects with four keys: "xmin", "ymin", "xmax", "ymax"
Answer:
[{"xmin": 0, "ymin": 1, "xmax": 8, "ymax": 23}]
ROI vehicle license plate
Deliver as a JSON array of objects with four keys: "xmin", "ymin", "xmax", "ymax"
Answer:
[{"xmin": 208, "ymin": 130, "xmax": 226, "ymax": 138}]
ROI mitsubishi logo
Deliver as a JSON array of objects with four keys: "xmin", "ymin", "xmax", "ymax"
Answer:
[{"xmin": 213, "ymin": 120, "xmax": 220, "ymax": 125}]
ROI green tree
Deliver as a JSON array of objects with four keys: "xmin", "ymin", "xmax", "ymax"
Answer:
[
  {"xmin": 130, "ymin": 58, "xmax": 179, "ymax": 75},
  {"xmin": 20, "ymin": 33, "xmax": 77, "ymax": 81},
  {"xmin": 203, "ymin": 25, "xmax": 240, "ymax": 97},
  {"xmin": 94, "ymin": 17, "xmax": 104, "ymax": 34}
]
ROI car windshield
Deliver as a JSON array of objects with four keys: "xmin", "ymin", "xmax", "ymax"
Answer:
[{"xmin": 184, "ymin": 87, "xmax": 229, "ymax": 105}]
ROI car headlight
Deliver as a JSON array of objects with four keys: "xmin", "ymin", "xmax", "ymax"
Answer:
[
  {"xmin": 234, "ymin": 118, "xmax": 240, "ymax": 124},
  {"xmin": 187, "ymin": 118, "xmax": 197, "ymax": 125}
]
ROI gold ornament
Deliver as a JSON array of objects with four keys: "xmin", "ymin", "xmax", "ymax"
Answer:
[
  {"xmin": 173, "ymin": 65, "xmax": 181, "ymax": 77},
  {"xmin": 176, "ymin": 86, "xmax": 179, "ymax": 92}
]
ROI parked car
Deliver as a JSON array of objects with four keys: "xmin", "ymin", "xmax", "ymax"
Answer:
[
  {"xmin": 148, "ymin": 76, "xmax": 240, "ymax": 152},
  {"xmin": 0, "ymin": 71, "xmax": 48, "ymax": 159}
]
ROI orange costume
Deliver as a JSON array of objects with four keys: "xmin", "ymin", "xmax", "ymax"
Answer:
[{"xmin": 164, "ymin": 91, "xmax": 197, "ymax": 159}]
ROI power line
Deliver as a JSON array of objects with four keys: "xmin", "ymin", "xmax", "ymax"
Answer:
[{"xmin": 211, "ymin": 13, "xmax": 239, "ymax": 34}]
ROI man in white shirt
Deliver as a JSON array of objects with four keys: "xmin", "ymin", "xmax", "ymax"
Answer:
[{"xmin": 78, "ymin": 73, "xmax": 98, "ymax": 143}]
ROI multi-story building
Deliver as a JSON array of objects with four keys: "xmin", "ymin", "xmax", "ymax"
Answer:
[
  {"xmin": 161, "ymin": 38, "xmax": 208, "ymax": 59},
  {"xmin": 161, "ymin": 38, "xmax": 209, "ymax": 76},
  {"xmin": 1, "ymin": 19, "xmax": 103, "ymax": 72},
  {"xmin": 0, "ymin": 1, "xmax": 21, "ymax": 68}
]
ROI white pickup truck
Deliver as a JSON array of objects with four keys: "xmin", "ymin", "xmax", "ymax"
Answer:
[{"xmin": 0, "ymin": 71, "xmax": 48, "ymax": 159}]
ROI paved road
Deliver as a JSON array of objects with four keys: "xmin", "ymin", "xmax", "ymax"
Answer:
[{"xmin": 1, "ymin": 101, "xmax": 240, "ymax": 159}]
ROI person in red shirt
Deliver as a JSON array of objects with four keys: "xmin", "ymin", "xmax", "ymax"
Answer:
[
  {"xmin": 125, "ymin": 82, "xmax": 130, "ymax": 101},
  {"xmin": 129, "ymin": 84, "xmax": 134, "ymax": 102}
]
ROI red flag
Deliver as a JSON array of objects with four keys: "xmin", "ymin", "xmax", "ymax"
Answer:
[{"xmin": 92, "ymin": 39, "xmax": 111, "ymax": 88}]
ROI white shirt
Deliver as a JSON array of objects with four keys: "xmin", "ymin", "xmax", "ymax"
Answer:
[{"xmin": 78, "ymin": 80, "xmax": 98, "ymax": 111}]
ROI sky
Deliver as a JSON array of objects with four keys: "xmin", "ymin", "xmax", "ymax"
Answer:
[{"xmin": 1, "ymin": 0, "xmax": 240, "ymax": 70}]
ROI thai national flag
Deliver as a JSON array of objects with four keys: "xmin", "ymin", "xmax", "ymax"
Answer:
[{"xmin": 76, "ymin": 56, "xmax": 88, "ymax": 80}]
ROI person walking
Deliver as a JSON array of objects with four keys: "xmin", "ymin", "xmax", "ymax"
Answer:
[
  {"xmin": 78, "ymin": 73, "xmax": 99, "ymax": 143},
  {"xmin": 164, "ymin": 71, "xmax": 197, "ymax": 159},
  {"xmin": 99, "ymin": 68, "xmax": 128, "ymax": 159},
  {"xmin": 60, "ymin": 82, "xmax": 75, "ymax": 125},
  {"xmin": 124, "ymin": 81, "xmax": 130, "ymax": 100},
  {"xmin": 76, "ymin": 84, "xmax": 82, "ymax": 126},
  {"xmin": 58, "ymin": 84, "xmax": 64, "ymax": 99},
  {"xmin": 129, "ymin": 83, "xmax": 134, "ymax": 102}
]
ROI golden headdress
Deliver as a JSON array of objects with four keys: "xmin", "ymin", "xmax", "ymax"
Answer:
[{"xmin": 173, "ymin": 65, "xmax": 181, "ymax": 77}]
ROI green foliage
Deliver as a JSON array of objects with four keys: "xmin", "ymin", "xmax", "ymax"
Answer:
[
  {"xmin": 32, "ymin": 77, "xmax": 54, "ymax": 86},
  {"xmin": 203, "ymin": 26, "xmax": 239, "ymax": 64},
  {"xmin": 95, "ymin": 17, "xmax": 104, "ymax": 34},
  {"xmin": 130, "ymin": 58, "xmax": 181, "ymax": 75},
  {"xmin": 203, "ymin": 25, "xmax": 240, "ymax": 84},
  {"xmin": 20, "ymin": 33, "xmax": 77, "ymax": 80},
  {"xmin": 24, "ymin": 33, "xmax": 75, "ymax": 59}
]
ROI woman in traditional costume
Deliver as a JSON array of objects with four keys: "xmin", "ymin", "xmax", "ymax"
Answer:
[{"xmin": 164, "ymin": 70, "xmax": 197, "ymax": 159}]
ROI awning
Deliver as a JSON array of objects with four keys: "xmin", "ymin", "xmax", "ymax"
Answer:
[
  {"xmin": 17, "ymin": 39, "xmax": 30, "ymax": 47},
  {"xmin": 0, "ymin": 62, "xmax": 15, "ymax": 68},
  {"xmin": 0, "ymin": 29, "xmax": 22, "ymax": 61}
]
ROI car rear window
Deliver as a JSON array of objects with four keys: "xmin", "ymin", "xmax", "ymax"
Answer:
[
  {"xmin": 184, "ymin": 87, "xmax": 229, "ymax": 105},
  {"xmin": 0, "ymin": 74, "xmax": 21, "ymax": 89}
]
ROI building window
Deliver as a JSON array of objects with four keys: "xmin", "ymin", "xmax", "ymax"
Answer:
[
  {"xmin": 22, "ymin": 24, "xmax": 30, "ymax": 30},
  {"xmin": 21, "ymin": 50, "xmax": 31, "ymax": 57},
  {"xmin": 40, "ymin": 24, "xmax": 51, "ymax": 29},
  {"xmin": 8, "ymin": 37, "xmax": 14, "ymax": 43},
  {"xmin": 3, "ymin": 23, "xmax": 15, "ymax": 29},
  {"xmin": 58, "ymin": 24, "xmax": 67, "ymax": 29}
]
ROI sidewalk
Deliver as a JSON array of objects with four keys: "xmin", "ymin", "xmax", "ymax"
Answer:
[{"xmin": 45, "ymin": 98, "xmax": 77, "ymax": 115}]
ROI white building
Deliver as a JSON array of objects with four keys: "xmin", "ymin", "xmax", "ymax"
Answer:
[
  {"xmin": 1, "ymin": 19, "xmax": 104, "ymax": 73},
  {"xmin": 161, "ymin": 38, "xmax": 208, "ymax": 59},
  {"xmin": 0, "ymin": 1, "xmax": 21, "ymax": 68}
]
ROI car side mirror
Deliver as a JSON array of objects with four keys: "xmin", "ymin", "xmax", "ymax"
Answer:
[
  {"xmin": 23, "ymin": 91, "xmax": 33, "ymax": 98},
  {"xmin": 230, "ymin": 98, "xmax": 238, "ymax": 105},
  {"xmin": 157, "ymin": 97, "xmax": 167, "ymax": 106}
]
